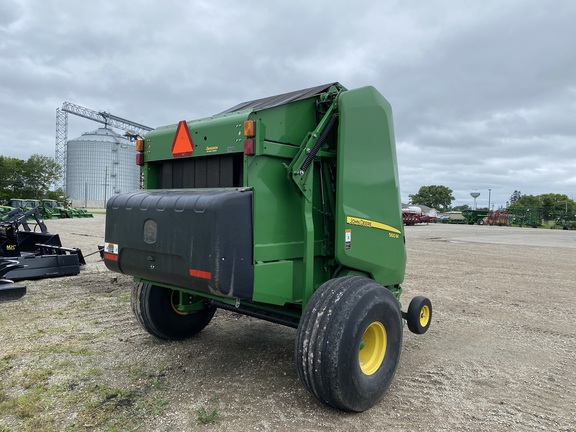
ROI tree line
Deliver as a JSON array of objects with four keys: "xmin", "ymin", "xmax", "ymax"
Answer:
[
  {"xmin": 0, "ymin": 155, "xmax": 64, "ymax": 202},
  {"xmin": 409, "ymin": 185, "xmax": 575, "ymax": 220}
]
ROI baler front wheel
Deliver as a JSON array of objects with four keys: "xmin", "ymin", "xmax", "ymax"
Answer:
[
  {"xmin": 406, "ymin": 295, "xmax": 432, "ymax": 334},
  {"xmin": 295, "ymin": 276, "xmax": 403, "ymax": 412},
  {"xmin": 131, "ymin": 282, "xmax": 215, "ymax": 340}
]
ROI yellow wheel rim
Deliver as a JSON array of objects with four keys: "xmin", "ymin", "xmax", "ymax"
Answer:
[
  {"xmin": 358, "ymin": 321, "xmax": 387, "ymax": 375},
  {"xmin": 419, "ymin": 305, "xmax": 430, "ymax": 328},
  {"xmin": 170, "ymin": 290, "xmax": 189, "ymax": 316}
]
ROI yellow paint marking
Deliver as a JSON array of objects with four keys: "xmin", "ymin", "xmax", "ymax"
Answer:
[{"xmin": 346, "ymin": 216, "xmax": 401, "ymax": 235}]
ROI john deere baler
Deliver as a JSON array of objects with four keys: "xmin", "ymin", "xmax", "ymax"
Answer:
[{"xmin": 104, "ymin": 83, "xmax": 432, "ymax": 412}]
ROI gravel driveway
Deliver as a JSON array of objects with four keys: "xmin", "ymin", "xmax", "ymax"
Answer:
[{"xmin": 1, "ymin": 216, "xmax": 575, "ymax": 431}]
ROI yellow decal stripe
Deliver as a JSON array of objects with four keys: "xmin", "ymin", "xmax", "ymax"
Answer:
[{"xmin": 346, "ymin": 216, "xmax": 402, "ymax": 234}]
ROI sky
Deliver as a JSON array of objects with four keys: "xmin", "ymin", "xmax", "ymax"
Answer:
[{"xmin": 1, "ymin": 0, "xmax": 575, "ymax": 209}]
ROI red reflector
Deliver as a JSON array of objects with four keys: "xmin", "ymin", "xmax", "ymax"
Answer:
[
  {"xmin": 189, "ymin": 269, "xmax": 212, "ymax": 280},
  {"xmin": 244, "ymin": 139, "xmax": 255, "ymax": 156},
  {"xmin": 172, "ymin": 120, "xmax": 194, "ymax": 158},
  {"xmin": 104, "ymin": 252, "xmax": 118, "ymax": 261},
  {"xmin": 136, "ymin": 153, "xmax": 144, "ymax": 166}
]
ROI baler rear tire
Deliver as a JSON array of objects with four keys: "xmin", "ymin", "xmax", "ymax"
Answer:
[
  {"xmin": 295, "ymin": 276, "xmax": 403, "ymax": 412},
  {"xmin": 131, "ymin": 282, "xmax": 215, "ymax": 340}
]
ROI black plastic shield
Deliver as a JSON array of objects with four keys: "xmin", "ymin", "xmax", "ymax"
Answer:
[{"xmin": 105, "ymin": 189, "xmax": 254, "ymax": 299}]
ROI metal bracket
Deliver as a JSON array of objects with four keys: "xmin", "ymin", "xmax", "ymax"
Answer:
[{"xmin": 287, "ymin": 91, "xmax": 340, "ymax": 202}]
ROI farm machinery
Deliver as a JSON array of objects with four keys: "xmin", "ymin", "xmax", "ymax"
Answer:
[
  {"xmin": 461, "ymin": 209, "xmax": 489, "ymax": 225},
  {"xmin": 40, "ymin": 199, "xmax": 67, "ymax": 219},
  {"xmin": 0, "ymin": 260, "xmax": 26, "ymax": 302},
  {"xmin": 7, "ymin": 198, "xmax": 36, "ymax": 212},
  {"xmin": 104, "ymin": 83, "xmax": 432, "ymax": 412},
  {"xmin": 0, "ymin": 206, "xmax": 85, "ymax": 282},
  {"xmin": 40, "ymin": 199, "xmax": 94, "ymax": 219},
  {"xmin": 3, "ymin": 198, "xmax": 93, "ymax": 219},
  {"xmin": 402, "ymin": 205, "xmax": 435, "ymax": 225}
]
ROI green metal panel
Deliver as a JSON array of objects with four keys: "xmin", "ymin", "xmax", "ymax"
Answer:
[
  {"xmin": 132, "ymin": 83, "xmax": 405, "ymax": 314},
  {"xmin": 334, "ymin": 87, "xmax": 406, "ymax": 286},
  {"xmin": 249, "ymin": 98, "xmax": 319, "ymax": 146},
  {"xmin": 246, "ymin": 154, "xmax": 330, "ymax": 305},
  {"xmin": 247, "ymin": 154, "xmax": 304, "ymax": 261},
  {"xmin": 245, "ymin": 94, "xmax": 336, "ymax": 306},
  {"xmin": 143, "ymin": 110, "xmax": 251, "ymax": 162},
  {"xmin": 252, "ymin": 260, "xmax": 294, "ymax": 305}
]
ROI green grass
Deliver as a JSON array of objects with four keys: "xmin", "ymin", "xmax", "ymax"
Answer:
[
  {"xmin": 0, "ymin": 353, "xmax": 174, "ymax": 431},
  {"xmin": 0, "ymin": 355, "xmax": 15, "ymax": 374},
  {"xmin": 0, "ymin": 283, "xmax": 182, "ymax": 431},
  {"xmin": 196, "ymin": 406, "xmax": 219, "ymax": 425},
  {"xmin": 0, "ymin": 377, "xmax": 171, "ymax": 430}
]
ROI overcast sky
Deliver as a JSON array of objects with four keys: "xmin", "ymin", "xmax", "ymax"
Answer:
[{"xmin": 1, "ymin": 0, "xmax": 575, "ymax": 208}]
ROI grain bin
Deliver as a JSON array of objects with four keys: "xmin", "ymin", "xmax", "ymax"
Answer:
[{"xmin": 66, "ymin": 127, "xmax": 139, "ymax": 208}]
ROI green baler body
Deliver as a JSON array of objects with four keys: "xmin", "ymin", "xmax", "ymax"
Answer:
[{"xmin": 104, "ymin": 83, "xmax": 406, "ymax": 322}]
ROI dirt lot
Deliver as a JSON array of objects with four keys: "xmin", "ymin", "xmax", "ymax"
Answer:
[{"xmin": 1, "ymin": 215, "xmax": 575, "ymax": 431}]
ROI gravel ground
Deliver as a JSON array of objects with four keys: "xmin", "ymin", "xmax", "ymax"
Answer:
[{"xmin": 1, "ymin": 215, "xmax": 575, "ymax": 431}]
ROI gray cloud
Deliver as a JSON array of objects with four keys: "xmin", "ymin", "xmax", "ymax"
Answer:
[{"xmin": 0, "ymin": 0, "xmax": 574, "ymax": 208}]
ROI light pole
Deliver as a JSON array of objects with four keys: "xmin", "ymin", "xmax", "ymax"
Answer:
[{"xmin": 488, "ymin": 189, "xmax": 491, "ymax": 210}]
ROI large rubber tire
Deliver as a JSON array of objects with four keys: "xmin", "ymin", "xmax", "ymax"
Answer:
[
  {"xmin": 131, "ymin": 282, "xmax": 216, "ymax": 340},
  {"xmin": 406, "ymin": 295, "xmax": 432, "ymax": 335},
  {"xmin": 295, "ymin": 276, "xmax": 403, "ymax": 412}
]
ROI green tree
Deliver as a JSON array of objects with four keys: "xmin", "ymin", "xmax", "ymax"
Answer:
[
  {"xmin": 409, "ymin": 185, "xmax": 455, "ymax": 211},
  {"xmin": 508, "ymin": 193, "xmax": 576, "ymax": 221},
  {"xmin": 45, "ymin": 187, "xmax": 68, "ymax": 201},
  {"xmin": 452, "ymin": 204, "xmax": 471, "ymax": 212},
  {"xmin": 0, "ymin": 156, "xmax": 25, "ymax": 200},
  {"xmin": 539, "ymin": 193, "xmax": 575, "ymax": 220},
  {"xmin": 21, "ymin": 154, "xmax": 61, "ymax": 198},
  {"xmin": 509, "ymin": 190, "xmax": 522, "ymax": 205}
]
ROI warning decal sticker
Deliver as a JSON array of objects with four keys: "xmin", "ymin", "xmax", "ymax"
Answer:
[{"xmin": 345, "ymin": 229, "xmax": 352, "ymax": 250}]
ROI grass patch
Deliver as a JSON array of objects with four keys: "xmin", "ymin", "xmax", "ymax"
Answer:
[
  {"xmin": 134, "ymin": 396, "xmax": 170, "ymax": 416},
  {"xmin": 0, "ymin": 354, "xmax": 15, "ymax": 373},
  {"xmin": 117, "ymin": 293, "xmax": 131, "ymax": 303},
  {"xmin": 34, "ymin": 342, "xmax": 93, "ymax": 357},
  {"xmin": 196, "ymin": 406, "xmax": 219, "ymax": 425},
  {"xmin": 80, "ymin": 367, "xmax": 103, "ymax": 380},
  {"xmin": 0, "ymin": 277, "xmax": 177, "ymax": 431},
  {"xmin": 21, "ymin": 368, "xmax": 54, "ymax": 390},
  {"xmin": 0, "ymin": 386, "xmax": 44, "ymax": 419}
]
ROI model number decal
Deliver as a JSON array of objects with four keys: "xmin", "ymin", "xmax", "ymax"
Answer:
[{"xmin": 346, "ymin": 216, "xmax": 401, "ymax": 235}]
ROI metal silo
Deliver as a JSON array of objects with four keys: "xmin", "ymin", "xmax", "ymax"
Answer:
[{"xmin": 66, "ymin": 127, "xmax": 139, "ymax": 208}]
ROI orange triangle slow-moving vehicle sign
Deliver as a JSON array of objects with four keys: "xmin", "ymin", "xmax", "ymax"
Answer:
[{"xmin": 171, "ymin": 120, "xmax": 194, "ymax": 158}]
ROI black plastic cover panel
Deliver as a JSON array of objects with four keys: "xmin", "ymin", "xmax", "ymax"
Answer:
[
  {"xmin": 219, "ymin": 83, "xmax": 338, "ymax": 114},
  {"xmin": 104, "ymin": 189, "xmax": 254, "ymax": 299}
]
